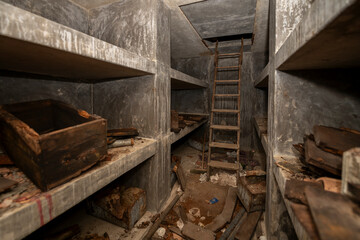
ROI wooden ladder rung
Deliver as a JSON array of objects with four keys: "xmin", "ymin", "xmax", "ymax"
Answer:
[
  {"xmin": 209, "ymin": 142, "xmax": 238, "ymax": 149},
  {"xmin": 215, "ymin": 80, "xmax": 239, "ymax": 83},
  {"xmin": 210, "ymin": 125, "xmax": 239, "ymax": 131},
  {"xmin": 218, "ymin": 53, "xmax": 241, "ymax": 56},
  {"xmin": 212, "ymin": 109, "xmax": 240, "ymax": 113},
  {"xmin": 214, "ymin": 94, "xmax": 240, "ymax": 97},
  {"xmin": 216, "ymin": 66, "xmax": 239, "ymax": 69},
  {"xmin": 208, "ymin": 161, "xmax": 240, "ymax": 170}
]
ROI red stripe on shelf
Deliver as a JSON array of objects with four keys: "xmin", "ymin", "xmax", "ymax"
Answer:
[
  {"xmin": 36, "ymin": 199, "xmax": 44, "ymax": 226},
  {"xmin": 45, "ymin": 194, "xmax": 53, "ymax": 220}
]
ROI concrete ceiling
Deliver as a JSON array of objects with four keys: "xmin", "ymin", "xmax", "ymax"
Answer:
[
  {"xmin": 180, "ymin": 0, "xmax": 257, "ymax": 39},
  {"xmin": 70, "ymin": 0, "xmax": 119, "ymax": 10}
]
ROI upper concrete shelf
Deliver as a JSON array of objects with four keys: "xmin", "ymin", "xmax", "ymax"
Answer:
[
  {"xmin": 171, "ymin": 68, "xmax": 208, "ymax": 89},
  {"xmin": 254, "ymin": 63, "xmax": 269, "ymax": 88},
  {"xmin": 276, "ymin": 0, "xmax": 360, "ymax": 70},
  {"xmin": 0, "ymin": 2, "xmax": 156, "ymax": 83},
  {"xmin": 0, "ymin": 138, "xmax": 157, "ymax": 240}
]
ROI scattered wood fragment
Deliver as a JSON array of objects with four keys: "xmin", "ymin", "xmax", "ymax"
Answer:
[
  {"xmin": 177, "ymin": 205, "xmax": 188, "ymax": 223},
  {"xmin": 182, "ymin": 222, "xmax": 216, "ymax": 240},
  {"xmin": 219, "ymin": 208, "xmax": 246, "ymax": 240},
  {"xmin": 44, "ymin": 224, "xmax": 80, "ymax": 240},
  {"xmin": 305, "ymin": 187, "xmax": 360, "ymax": 240},
  {"xmin": 313, "ymin": 125, "xmax": 360, "ymax": 155},
  {"xmin": 107, "ymin": 128, "xmax": 139, "ymax": 138},
  {"xmin": 234, "ymin": 211, "xmax": 262, "ymax": 240},
  {"xmin": 285, "ymin": 179, "xmax": 322, "ymax": 205},
  {"xmin": 0, "ymin": 177, "xmax": 17, "ymax": 193},
  {"xmin": 206, "ymin": 187, "xmax": 237, "ymax": 232},
  {"xmin": 173, "ymin": 164, "xmax": 187, "ymax": 191},
  {"xmin": 305, "ymin": 139, "xmax": 342, "ymax": 176},
  {"xmin": 290, "ymin": 203, "xmax": 320, "ymax": 240},
  {"xmin": 171, "ymin": 110, "xmax": 180, "ymax": 133},
  {"xmin": 143, "ymin": 193, "xmax": 182, "ymax": 240},
  {"xmin": 316, "ymin": 177, "xmax": 341, "ymax": 193},
  {"xmin": 168, "ymin": 227, "xmax": 185, "ymax": 239}
]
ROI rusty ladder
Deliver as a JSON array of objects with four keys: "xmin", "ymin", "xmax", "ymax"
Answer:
[{"xmin": 207, "ymin": 39, "xmax": 244, "ymax": 184}]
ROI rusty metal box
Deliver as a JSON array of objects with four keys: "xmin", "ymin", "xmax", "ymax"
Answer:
[{"xmin": 0, "ymin": 99, "xmax": 107, "ymax": 191}]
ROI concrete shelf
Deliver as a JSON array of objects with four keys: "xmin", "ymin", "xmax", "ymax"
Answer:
[
  {"xmin": 0, "ymin": 138, "xmax": 157, "ymax": 240},
  {"xmin": 254, "ymin": 117, "xmax": 268, "ymax": 155},
  {"xmin": 171, "ymin": 68, "xmax": 208, "ymax": 89},
  {"xmin": 254, "ymin": 63, "xmax": 269, "ymax": 88},
  {"xmin": 0, "ymin": 2, "xmax": 156, "ymax": 83},
  {"xmin": 273, "ymin": 156, "xmax": 312, "ymax": 240},
  {"xmin": 276, "ymin": 0, "xmax": 360, "ymax": 70},
  {"xmin": 170, "ymin": 119, "xmax": 207, "ymax": 144}
]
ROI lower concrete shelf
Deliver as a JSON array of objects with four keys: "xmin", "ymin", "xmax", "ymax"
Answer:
[
  {"xmin": 0, "ymin": 138, "xmax": 157, "ymax": 240},
  {"xmin": 254, "ymin": 117, "xmax": 268, "ymax": 155},
  {"xmin": 170, "ymin": 119, "xmax": 207, "ymax": 144},
  {"xmin": 273, "ymin": 156, "xmax": 312, "ymax": 240}
]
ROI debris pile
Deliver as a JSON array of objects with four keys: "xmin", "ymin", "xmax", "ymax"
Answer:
[{"xmin": 282, "ymin": 125, "xmax": 360, "ymax": 239}]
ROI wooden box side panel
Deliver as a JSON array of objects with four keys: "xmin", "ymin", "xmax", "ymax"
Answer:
[
  {"xmin": 0, "ymin": 109, "xmax": 45, "ymax": 188},
  {"xmin": 39, "ymin": 119, "xmax": 107, "ymax": 190}
]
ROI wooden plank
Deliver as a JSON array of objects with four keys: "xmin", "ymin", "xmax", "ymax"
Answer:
[
  {"xmin": 212, "ymin": 109, "xmax": 240, "ymax": 113},
  {"xmin": 219, "ymin": 208, "xmax": 246, "ymax": 240},
  {"xmin": 182, "ymin": 222, "xmax": 216, "ymax": 240},
  {"xmin": 173, "ymin": 164, "xmax": 187, "ymax": 191},
  {"xmin": 208, "ymin": 161, "xmax": 239, "ymax": 170},
  {"xmin": 107, "ymin": 128, "xmax": 139, "ymax": 138},
  {"xmin": 205, "ymin": 187, "xmax": 238, "ymax": 232},
  {"xmin": 143, "ymin": 193, "xmax": 182, "ymax": 240},
  {"xmin": 342, "ymin": 148, "xmax": 360, "ymax": 200},
  {"xmin": 210, "ymin": 125, "xmax": 239, "ymax": 131},
  {"xmin": 305, "ymin": 187, "xmax": 360, "ymax": 240},
  {"xmin": 214, "ymin": 94, "xmax": 240, "ymax": 97},
  {"xmin": 305, "ymin": 138, "xmax": 342, "ymax": 176},
  {"xmin": 235, "ymin": 211, "xmax": 262, "ymax": 240},
  {"xmin": 209, "ymin": 142, "xmax": 238, "ymax": 149},
  {"xmin": 285, "ymin": 179, "xmax": 323, "ymax": 205},
  {"xmin": 313, "ymin": 125, "xmax": 360, "ymax": 155},
  {"xmin": 0, "ymin": 177, "xmax": 17, "ymax": 193},
  {"xmin": 290, "ymin": 203, "xmax": 320, "ymax": 240}
]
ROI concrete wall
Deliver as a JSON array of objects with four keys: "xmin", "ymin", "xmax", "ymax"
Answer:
[
  {"xmin": 89, "ymin": 0, "xmax": 156, "ymax": 60},
  {"xmin": 0, "ymin": 0, "xmax": 89, "ymax": 34},
  {"xmin": 275, "ymin": 0, "xmax": 311, "ymax": 53},
  {"xmin": 0, "ymin": 76, "xmax": 92, "ymax": 112},
  {"xmin": 273, "ymin": 69, "xmax": 360, "ymax": 156}
]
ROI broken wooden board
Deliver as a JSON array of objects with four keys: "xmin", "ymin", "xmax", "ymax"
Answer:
[
  {"xmin": 182, "ymin": 222, "xmax": 215, "ymax": 240},
  {"xmin": 173, "ymin": 163, "xmax": 186, "ymax": 191},
  {"xmin": 316, "ymin": 177, "xmax": 341, "ymax": 193},
  {"xmin": 305, "ymin": 187, "xmax": 360, "ymax": 240},
  {"xmin": 313, "ymin": 125, "xmax": 360, "ymax": 155},
  {"xmin": 0, "ymin": 99, "xmax": 107, "ymax": 191},
  {"xmin": 235, "ymin": 211, "xmax": 262, "ymax": 240},
  {"xmin": 0, "ymin": 177, "xmax": 17, "ymax": 193},
  {"xmin": 220, "ymin": 208, "xmax": 246, "ymax": 240},
  {"xmin": 305, "ymin": 138, "xmax": 342, "ymax": 176},
  {"xmin": 342, "ymin": 148, "xmax": 360, "ymax": 200},
  {"xmin": 237, "ymin": 172, "xmax": 266, "ymax": 212},
  {"xmin": 171, "ymin": 110, "xmax": 180, "ymax": 133},
  {"xmin": 284, "ymin": 179, "xmax": 323, "ymax": 205},
  {"xmin": 107, "ymin": 128, "xmax": 139, "ymax": 138},
  {"xmin": 205, "ymin": 187, "xmax": 237, "ymax": 232},
  {"xmin": 290, "ymin": 203, "xmax": 320, "ymax": 240}
]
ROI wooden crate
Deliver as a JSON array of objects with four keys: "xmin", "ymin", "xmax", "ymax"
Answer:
[
  {"xmin": 0, "ymin": 99, "xmax": 107, "ymax": 191},
  {"xmin": 238, "ymin": 170, "xmax": 266, "ymax": 212}
]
